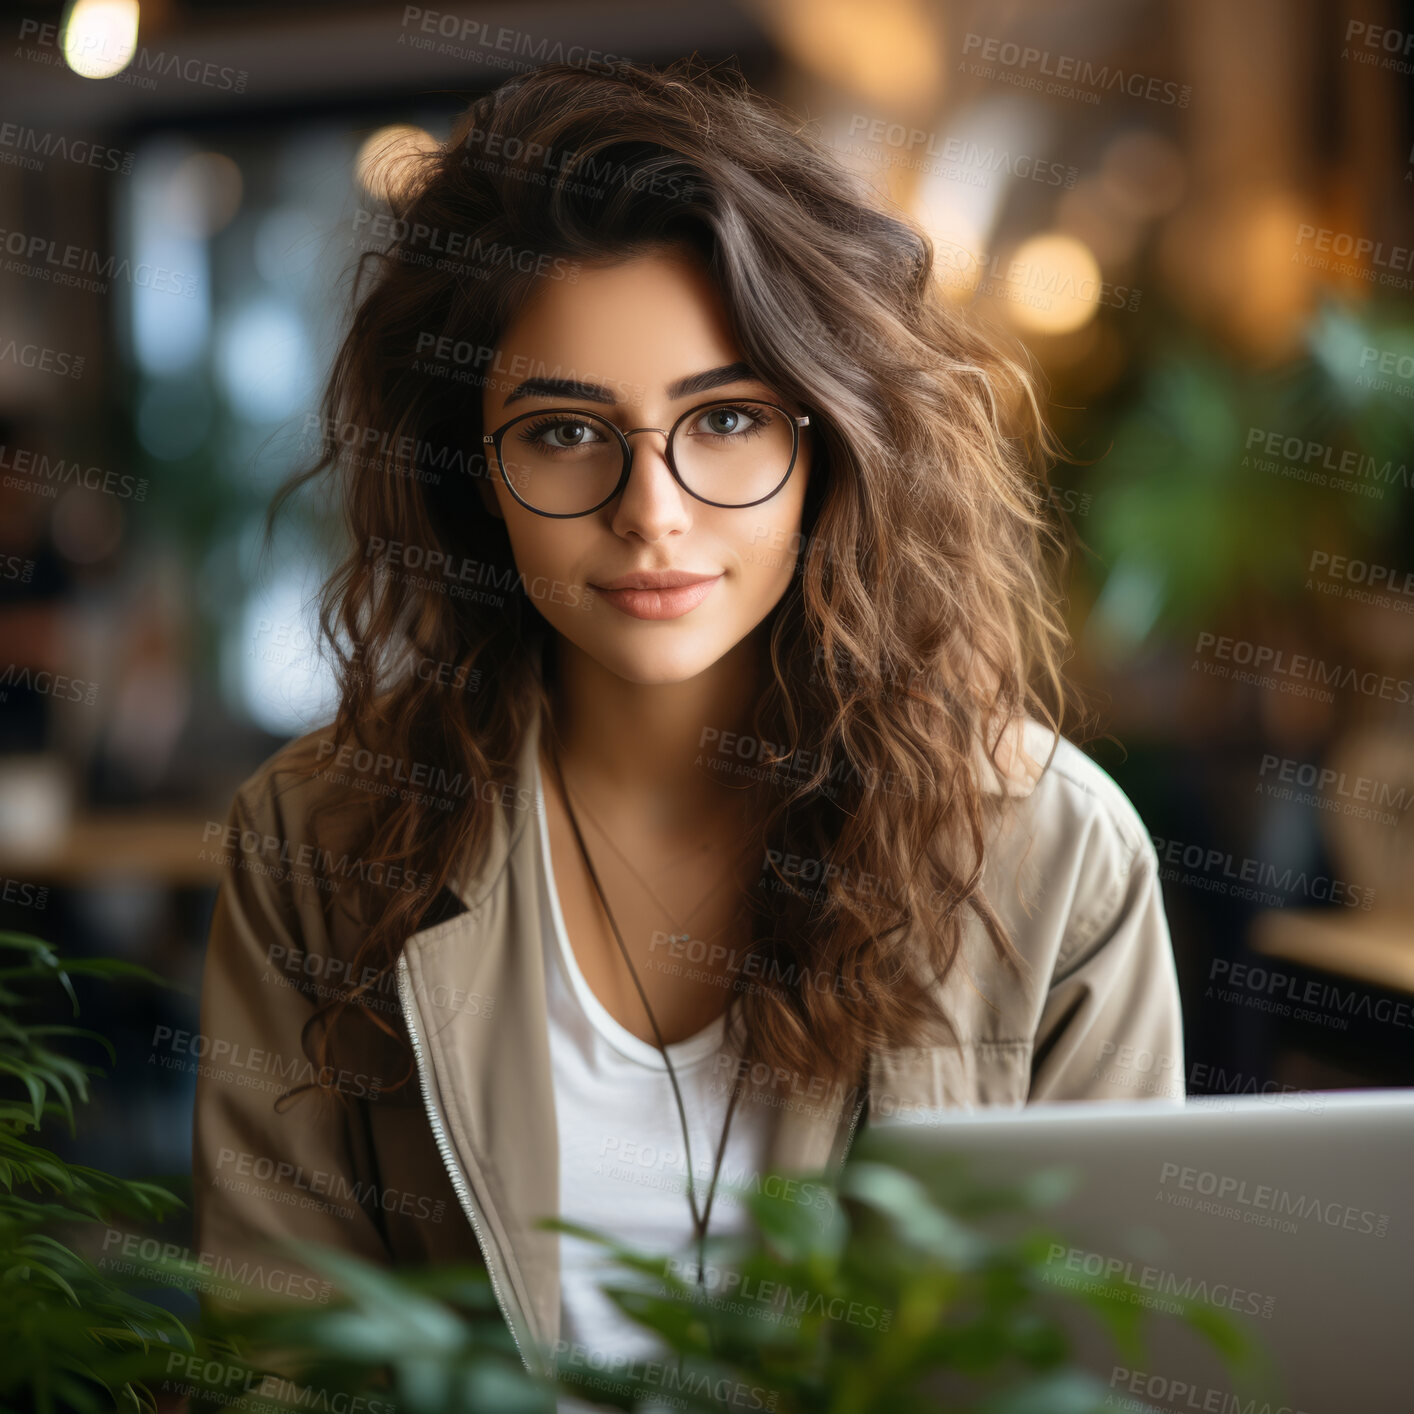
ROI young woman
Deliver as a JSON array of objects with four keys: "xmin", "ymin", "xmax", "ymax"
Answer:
[{"xmin": 192, "ymin": 57, "xmax": 1184, "ymax": 1389}]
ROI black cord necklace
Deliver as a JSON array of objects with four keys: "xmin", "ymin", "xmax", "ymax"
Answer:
[{"xmin": 542, "ymin": 721, "xmax": 748, "ymax": 1294}]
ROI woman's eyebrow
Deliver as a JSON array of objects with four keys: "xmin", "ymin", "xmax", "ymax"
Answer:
[{"xmin": 501, "ymin": 360, "xmax": 763, "ymax": 407}]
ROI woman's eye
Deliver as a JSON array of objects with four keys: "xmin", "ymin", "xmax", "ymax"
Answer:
[
  {"xmin": 696, "ymin": 405, "xmax": 759, "ymax": 436},
  {"xmin": 537, "ymin": 420, "xmax": 601, "ymax": 448}
]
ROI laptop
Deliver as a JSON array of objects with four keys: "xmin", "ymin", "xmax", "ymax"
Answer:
[{"xmin": 855, "ymin": 1089, "xmax": 1414, "ymax": 1413}]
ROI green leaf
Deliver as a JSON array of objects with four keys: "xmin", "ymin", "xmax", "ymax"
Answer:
[
  {"xmin": 976, "ymin": 1367, "xmax": 1143, "ymax": 1414},
  {"xmin": 840, "ymin": 1161, "xmax": 991, "ymax": 1268}
]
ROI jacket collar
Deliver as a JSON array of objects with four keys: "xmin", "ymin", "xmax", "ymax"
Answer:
[{"xmin": 405, "ymin": 689, "xmax": 1050, "ymax": 1365}]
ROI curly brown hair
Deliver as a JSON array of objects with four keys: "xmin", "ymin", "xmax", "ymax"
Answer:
[{"xmin": 266, "ymin": 55, "xmax": 1086, "ymax": 1107}]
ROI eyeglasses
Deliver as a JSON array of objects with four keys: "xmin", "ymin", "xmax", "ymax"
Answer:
[{"xmin": 481, "ymin": 398, "xmax": 811, "ymax": 518}]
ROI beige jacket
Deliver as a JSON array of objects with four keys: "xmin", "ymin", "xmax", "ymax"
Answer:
[{"xmin": 191, "ymin": 706, "xmax": 1184, "ymax": 1378}]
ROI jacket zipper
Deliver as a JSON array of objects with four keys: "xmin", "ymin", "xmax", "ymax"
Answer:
[
  {"xmin": 396, "ymin": 955, "xmax": 540, "ymax": 1377},
  {"xmin": 835, "ymin": 1087, "xmax": 870, "ymax": 1173}
]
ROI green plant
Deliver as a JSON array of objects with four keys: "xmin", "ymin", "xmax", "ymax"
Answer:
[
  {"xmin": 173, "ymin": 1255, "xmax": 550, "ymax": 1414},
  {"xmin": 537, "ymin": 1137, "xmax": 1273, "ymax": 1414},
  {"xmin": 1081, "ymin": 297, "xmax": 1414, "ymax": 648},
  {"xmin": 0, "ymin": 929, "xmax": 543, "ymax": 1414},
  {"xmin": 179, "ymin": 1139, "xmax": 1270, "ymax": 1414},
  {"xmin": 0, "ymin": 936, "xmax": 1273, "ymax": 1414},
  {"xmin": 0, "ymin": 932, "xmax": 193, "ymax": 1414}
]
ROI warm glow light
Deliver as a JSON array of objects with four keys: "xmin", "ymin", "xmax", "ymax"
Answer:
[
  {"xmin": 62, "ymin": 0, "xmax": 139, "ymax": 80},
  {"xmin": 1157, "ymin": 188, "xmax": 1311, "ymax": 359},
  {"xmin": 1000, "ymin": 233, "xmax": 1104, "ymax": 335},
  {"xmin": 753, "ymin": 0, "xmax": 941, "ymax": 110},
  {"xmin": 355, "ymin": 125, "xmax": 440, "ymax": 204}
]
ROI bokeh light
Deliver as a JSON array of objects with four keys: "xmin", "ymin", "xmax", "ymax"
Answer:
[
  {"xmin": 1002, "ymin": 233, "xmax": 1105, "ymax": 335},
  {"xmin": 61, "ymin": 0, "xmax": 140, "ymax": 80},
  {"xmin": 354, "ymin": 124, "xmax": 440, "ymax": 204}
]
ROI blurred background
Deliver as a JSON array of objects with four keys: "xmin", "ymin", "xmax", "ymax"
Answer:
[{"xmin": 1, "ymin": 0, "xmax": 1412, "ymax": 1289}]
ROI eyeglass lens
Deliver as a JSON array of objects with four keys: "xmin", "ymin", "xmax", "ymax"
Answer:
[{"xmin": 495, "ymin": 400, "xmax": 795, "ymax": 514}]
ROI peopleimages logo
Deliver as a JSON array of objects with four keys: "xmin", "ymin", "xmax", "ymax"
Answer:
[
  {"xmin": 1209, "ymin": 957, "xmax": 1414, "ymax": 1034},
  {"xmin": 0, "ymin": 122, "xmax": 134, "ymax": 174},
  {"xmin": 1192, "ymin": 631, "xmax": 1413, "ymax": 705},
  {"xmin": 0, "ymin": 443, "xmax": 148, "ymax": 499},
  {"xmin": 160, "ymin": 1353, "xmax": 396, "ymax": 1414},
  {"xmin": 1256, "ymin": 753, "xmax": 1411, "ymax": 823},
  {"xmin": 1044, "ymin": 1242, "xmax": 1276, "ymax": 1319},
  {"xmin": 660, "ymin": 1256, "xmax": 893, "ymax": 1330},
  {"xmin": 455, "ymin": 123, "xmax": 695, "ymax": 201},
  {"xmin": 200, "ymin": 817, "xmax": 433, "ymax": 895},
  {"xmin": 1152, "ymin": 832, "xmax": 1375, "ymax": 908},
  {"xmin": 552, "ymin": 1339, "xmax": 780, "ymax": 1410},
  {"xmin": 150, "ymin": 1025, "xmax": 383, "ymax": 1099},
  {"xmin": 398, "ymin": 7, "xmax": 625, "ymax": 77},
  {"xmin": 1358, "ymin": 344, "xmax": 1414, "ymax": 380},
  {"xmin": 214, "ymin": 1146, "xmax": 447, "ymax": 1223},
  {"xmin": 99, "ymin": 1228, "xmax": 333, "ymax": 1304},
  {"xmin": 353, "ymin": 210, "xmax": 581, "ymax": 282},
  {"xmin": 1244, "ymin": 425, "xmax": 1411, "ymax": 494},
  {"xmin": 0, "ymin": 227, "xmax": 198, "ymax": 297},
  {"xmin": 1110, "ymin": 1365, "xmax": 1310, "ymax": 1414},
  {"xmin": 959, "ymin": 32, "xmax": 1191, "ymax": 105},
  {"xmin": 841, "ymin": 117, "xmax": 1078, "ymax": 187},
  {"xmin": 1294, "ymin": 223, "xmax": 1414, "ymax": 273},
  {"xmin": 0, "ymin": 339, "xmax": 83, "ymax": 379},
  {"xmin": 16, "ymin": 19, "xmax": 249, "ymax": 92},
  {"xmin": 0, "ymin": 663, "xmax": 99, "ymax": 704},
  {"xmin": 1157, "ymin": 1161, "xmax": 1389, "ymax": 1237}
]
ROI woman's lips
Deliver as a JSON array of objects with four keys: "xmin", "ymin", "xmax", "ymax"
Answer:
[{"xmin": 594, "ymin": 576, "xmax": 722, "ymax": 620}]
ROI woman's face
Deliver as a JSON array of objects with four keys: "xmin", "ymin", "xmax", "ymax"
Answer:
[{"xmin": 477, "ymin": 245, "xmax": 812, "ymax": 686}]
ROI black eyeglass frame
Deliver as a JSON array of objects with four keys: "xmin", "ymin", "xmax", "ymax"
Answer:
[{"xmin": 480, "ymin": 398, "xmax": 812, "ymax": 519}]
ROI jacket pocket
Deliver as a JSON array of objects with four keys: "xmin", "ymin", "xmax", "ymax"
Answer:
[{"xmin": 869, "ymin": 1038, "xmax": 1033, "ymax": 1119}]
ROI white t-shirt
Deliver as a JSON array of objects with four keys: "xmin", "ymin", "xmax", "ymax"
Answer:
[{"xmin": 533, "ymin": 756, "xmax": 775, "ymax": 1386}]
